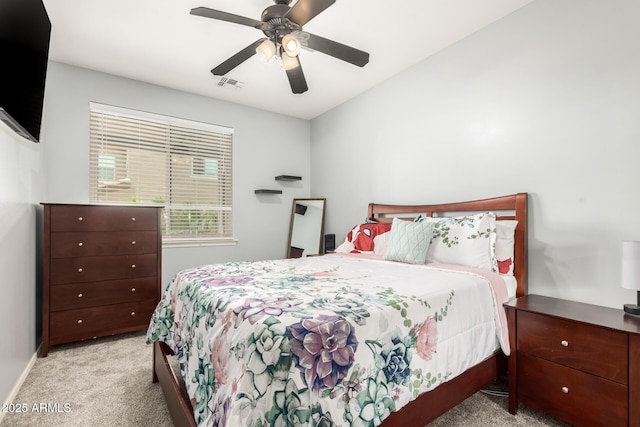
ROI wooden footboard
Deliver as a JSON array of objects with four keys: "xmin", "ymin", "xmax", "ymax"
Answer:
[
  {"xmin": 153, "ymin": 342, "xmax": 196, "ymax": 427},
  {"xmin": 153, "ymin": 340, "xmax": 506, "ymax": 427}
]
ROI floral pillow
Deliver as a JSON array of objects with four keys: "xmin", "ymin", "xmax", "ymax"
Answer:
[
  {"xmin": 416, "ymin": 212, "xmax": 497, "ymax": 271},
  {"xmin": 383, "ymin": 218, "xmax": 434, "ymax": 264},
  {"xmin": 495, "ymin": 220, "xmax": 518, "ymax": 275},
  {"xmin": 335, "ymin": 222, "xmax": 391, "ymax": 254}
]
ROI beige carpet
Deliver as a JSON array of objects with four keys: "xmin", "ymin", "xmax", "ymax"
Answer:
[{"xmin": 1, "ymin": 331, "xmax": 570, "ymax": 427}]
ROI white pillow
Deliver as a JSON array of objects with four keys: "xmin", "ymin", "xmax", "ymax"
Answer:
[
  {"xmin": 495, "ymin": 220, "xmax": 518, "ymax": 275},
  {"xmin": 417, "ymin": 212, "xmax": 497, "ymax": 271}
]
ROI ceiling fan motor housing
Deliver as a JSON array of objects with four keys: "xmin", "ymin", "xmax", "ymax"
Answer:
[{"xmin": 261, "ymin": 4, "xmax": 297, "ymax": 40}]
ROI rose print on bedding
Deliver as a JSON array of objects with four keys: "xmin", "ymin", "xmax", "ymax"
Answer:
[
  {"xmin": 287, "ymin": 315, "xmax": 358, "ymax": 391},
  {"xmin": 415, "ymin": 316, "xmax": 438, "ymax": 361}
]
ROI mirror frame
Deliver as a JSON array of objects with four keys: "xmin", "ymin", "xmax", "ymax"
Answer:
[{"xmin": 286, "ymin": 198, "xmax": 326, "ymax": 258}]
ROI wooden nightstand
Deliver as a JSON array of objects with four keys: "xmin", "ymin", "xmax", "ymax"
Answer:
[{"xmin": 504, "ymin": 295, "xmax": 640, "ymax": 426}]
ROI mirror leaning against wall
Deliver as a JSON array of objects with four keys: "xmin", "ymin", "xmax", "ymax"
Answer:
[{"xmin": 287, "ymin": 198, "xmax": 326, "ymax": 258}]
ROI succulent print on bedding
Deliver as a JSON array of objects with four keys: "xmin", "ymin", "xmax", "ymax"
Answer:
[
  {"xmin": 287, "ymin": 315, "xmax": 358, "ymax": 391},
  {"xmin": 245, "ymin": 316, "xmax": 292, "ymax": 396},
  {"xmin": 147, "ymin": 256, "xmax": 506, "ymax": 427}
]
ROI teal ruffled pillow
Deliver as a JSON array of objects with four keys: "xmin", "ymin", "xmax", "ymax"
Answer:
[{"xmin": 383, "ymin": 217, "xmax": 434, "ymax": 264}]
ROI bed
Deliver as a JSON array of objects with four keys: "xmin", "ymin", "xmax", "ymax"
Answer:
[{"xmin": 148, "ymin": 193, "xmax": 528, "ymax": 427}]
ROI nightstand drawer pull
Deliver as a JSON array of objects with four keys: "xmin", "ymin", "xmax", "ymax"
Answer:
[
  {"xmin": 131, "ymin": 288, "xmax": 136, "ymax": 292},
  {"xmin": 130, "ymin": 311, "xmax": 136, "ymax": 316},
  {"xmin": 78, "ymin": 268, "xmax": 83, "ymax": 273},
  {"xmin": 561, "ymin": 386, "xmax": 569, "ymax": 394},
  {"xmin": 561, "ymin": 340, "xmax": 569, "ymax": 347},
  {"xmin": 131, "ymin": 240, "xmax": 136, "ymax": 245},
  {"xmin": 131, "ymin": 217, "xmax": 136, "ymax": 221},
  {"xmin": 78, "ymin": 216, "xmax": 83, "ymax": 221},
  {"xmin": 78, "ymin": 242, "xmax": 83, "ymax": 247},
  {"xmin": 77, "ymin": 293, "xmax": 83, "ymax": 298},
  {"xmin": 131, "ymin": 264, "xmax": 136, "ymax": 268},
  {"xmin": 77, "ymin": 319, "xmax": 83, "ymax": 324}
]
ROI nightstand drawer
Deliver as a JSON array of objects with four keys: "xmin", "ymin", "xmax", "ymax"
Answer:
[
  {"xmin": 49, "ymin": 299, "xmax": 157, "ymax": 344},
  {"xmin": 50, "ymin": 231, "xmax": 158, "ymax": 258},
  {"xmin": 50, "ymin": 205, "xmax": 158, "ymax": 232},
  {"xmin": 50, "ymin": 254, "xmax": 158, "ymax": 285},
  {"xmin": 517, "ymin": 310, "xmax": 627, "ymax": 384},
  {"xmin": 518, "ymin": 353, "xmax": 627, "ymax": 426},
  {"xmin": 50, "ymin": 277, "xmax": 157, "ymax": 311}
]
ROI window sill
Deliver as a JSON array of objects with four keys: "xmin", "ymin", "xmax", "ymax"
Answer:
[{"xmin": 162, "ymin": 238, "xmax": 238, "ymax": 248}]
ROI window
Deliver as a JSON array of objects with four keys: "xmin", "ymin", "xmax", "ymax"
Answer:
[
  {"xmin": 97, "ymin": 154, "xmax": 115, "ymax": 180},
  {"xmin": 89, "ymin": 103, "xmax": 234, "ymax": 246},
  {"xmin": 193, "ymin": 157, "xmax": 219, "ymax": 177}
]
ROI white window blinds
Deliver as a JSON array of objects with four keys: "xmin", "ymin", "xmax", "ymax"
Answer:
[{"xmin": 89, "ymin": 103, "xmax": 234, "ymax": 246}]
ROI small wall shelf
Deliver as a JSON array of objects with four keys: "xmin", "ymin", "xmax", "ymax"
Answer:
[
  {"xmin": 275, "ymin": 175, "xmax": 302, "ymax": 181},
  {"xmin": 255, "ymin": 189, "xmax": 283, "ymax": 194}
]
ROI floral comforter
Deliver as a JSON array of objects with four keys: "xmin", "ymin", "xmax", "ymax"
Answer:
[{"xmin": 147, "ymin": 253, "xmax": 509, "ymax": 427}]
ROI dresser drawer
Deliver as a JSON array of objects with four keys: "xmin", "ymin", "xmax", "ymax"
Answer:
[
  {"xmin": 50, "ymin": 231, "xmax": 158, "ymax": 258},
  {"xmin": 50, "ymin": 205, "xmax": 159, "ymax": 232},
  {"xmin": 50, "ymin": 277, "xmax": 157, "ymax": 311},
  {"xmin": 517, "ymin": 310, "xmax": 627, "ymax": 383},
  {"xmin": 51, "ymin": 254, "xmax": 157, "ymax": 285},
  {"xmin": 518, "ymin": 353, "xmax": 627, "ymax": 426},
  {"xmin": 49, "ymin": 299, "xmax": 157, "ymax": 344}
]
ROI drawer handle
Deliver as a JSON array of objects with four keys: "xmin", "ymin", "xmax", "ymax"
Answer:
[
  {"xmin": 561, "ymin": 386, "xmax": 569, "ymax": 394},
  {"xmin": 77, "ymin": 319, "xmax": 83, "ymax": 324},
  {"xmin": 77, "ymin": 293, "xmax": 83, "ymax": 298},
  {"xmin": 78, "ymin": 216, "xmax": 83, "ymax": 221},
  {"xmin": 78, "ymin": 242, "xmax": 83, "ymax": 247},
  {"xmin": 78, "ymin": 268, "xmax": 83, "ymax": 273},
  {"xmin": 131, "ymin": 288, "xmax": 136, "ymax": 292},
  {"xmin": 561, "ymin": 340, "xmax": 569, "ymax": 347},
  {"xmin": 131, "ymin": 217, "xmax": 136, "ymax": 221},
  {"xmin": 131, "ymin": 241, "xmax": 136, "ymax": 245},
  {"xmin": 131, "ymin": 264, "xmax": 136, "ymax": 268},
  {"xmin": 130, "ymin": 311, "xmax": 136, "ymax": 316}
]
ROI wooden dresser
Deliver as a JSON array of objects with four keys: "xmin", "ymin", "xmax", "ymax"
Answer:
[
  {"xmin": 505, "ymin": 295, "xmax": 640, "ymax": 426},
  {"xmin": 41, "ymin": 204, "xmax": 162, "ymax": 357}
]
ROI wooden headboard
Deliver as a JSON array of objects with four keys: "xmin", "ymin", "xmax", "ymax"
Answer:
[{"xmin": 367, "ymin": 193, "xmax": 528, "ymax": 298}]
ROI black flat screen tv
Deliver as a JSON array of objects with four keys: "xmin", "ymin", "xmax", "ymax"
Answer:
[{"xmin": 0, "ymin": 0, "xmax": 51, "ymax": 143}]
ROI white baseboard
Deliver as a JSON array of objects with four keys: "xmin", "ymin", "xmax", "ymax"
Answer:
[{"xmin": 0, "ymin": 346, "xmax": 39, "ymax": 424}]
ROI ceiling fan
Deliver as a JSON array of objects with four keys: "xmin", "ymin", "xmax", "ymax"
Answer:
[{"xmin": 190, "ymin": 0, "xmax": 370, "ymax": 94}]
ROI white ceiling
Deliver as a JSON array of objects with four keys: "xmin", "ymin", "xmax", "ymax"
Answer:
[{"xmin": 42, "ymin": 0, "xmax": 534, "ymax": 120}]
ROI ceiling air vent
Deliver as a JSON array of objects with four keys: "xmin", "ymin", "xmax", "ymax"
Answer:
[{"xmin": 217, "ymin": 77, "xmax": 244, "ymax": 89}]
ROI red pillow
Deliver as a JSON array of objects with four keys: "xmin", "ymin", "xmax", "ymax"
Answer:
[{"xmin": 345, "ymin": 223, "xmax": 391, "ymax": 253}]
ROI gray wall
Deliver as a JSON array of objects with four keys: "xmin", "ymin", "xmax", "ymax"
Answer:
[
  {"xmin": 43, "ymin": 62, "xmax": 311, "ymax": 285},
  {"xmin": 311, "ymin": 0, "xmax": 640, "ymax": 309},
  {"xmin": 0, "ymin": 128, "xmax": 44, "ymax": 409}
]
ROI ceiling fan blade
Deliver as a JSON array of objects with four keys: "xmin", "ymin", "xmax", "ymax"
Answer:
[
  {"xmin": 284, "ymin": 0, "xmax": 336, "ymax": 27},
  {"xmin": 305, "ymin": 32, "xmax": 369, "ymax": 67},
  {"xmin": 190, "ymin": 7, "xmax": 267, "ymax": 30},
  {"xmin": 211, "ymin": 38, "xmax": 267, "ymax": 76},
  {"xmin": 284, "ymin": 56, "xmax": 308, "ymax": 94}
]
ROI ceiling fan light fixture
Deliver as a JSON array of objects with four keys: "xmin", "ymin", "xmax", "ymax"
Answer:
[
  {"xmin": 281, "ymin": 51, "xmax": 299, "ymax": 70},
  {"xmin": 256, "ymin": 39, "xmax": 277, "ymax": 61},
  {"xmin": 282, "ymin": 34, "xmax": 301, "ymax": 57}
]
